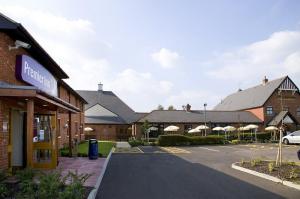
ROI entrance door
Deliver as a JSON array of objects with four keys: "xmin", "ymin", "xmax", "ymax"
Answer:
[{"xmin": 11, "ymin": 110, "xmax": 24, "ymax": 168}]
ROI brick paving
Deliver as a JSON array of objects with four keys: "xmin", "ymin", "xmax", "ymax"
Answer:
[{"xmin": 57, "ymin": 157, "xmax": 106, "ymax": 187}]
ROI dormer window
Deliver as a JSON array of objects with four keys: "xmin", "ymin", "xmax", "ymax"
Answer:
[{"xmin": 266, "ymin": 106, "xmax": 273, "ymax": 115}]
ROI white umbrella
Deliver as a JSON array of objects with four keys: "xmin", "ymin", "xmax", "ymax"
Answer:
[
  {"xmin": 237, "ymin": 126, "xmax": 250, "ymax": 131},
  {"xmin": 164, "ymin": 125, "xmax": 179, "ymax": 132},
  {"xmin": 196, "ymin": 125, "xmax": 209, "ymax": 130},
  {"xmin": 148, "ymin": 126, "xmax": 158, "ymax": 131},
  {"xmin": 265, "ymin": 126, "xmax": 279, "ymax": 141},
  {"xmin": 265, "ymin": 126, "xmax": 278, "ymax": 131},
  {"xmin": 245, "ymin": 124, "xmax": 259, "ymax": 142},
  {"xmin": 84, "ymin": 127, "xmax": 94, "ymax": 132},
  {"xmin": 188, "ymin": 128, "xmax": 201, "ymax": 133},
  {"xmin": 212, "ymin": 127, "xmax": 224, "ymax": 131},
  {"xmin": 245, "ymin": 124, "xmax": 258, "ymax": 129},
  {"xmin": 223, "ymin": 126, "xmax": 236, "ymax": 132}
]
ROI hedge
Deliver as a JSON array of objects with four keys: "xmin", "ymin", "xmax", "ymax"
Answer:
[{"xmin": 158, "ymin": 134, "xmax": 224, "ymax": 146}]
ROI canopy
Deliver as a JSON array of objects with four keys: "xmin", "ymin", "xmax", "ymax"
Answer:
[
  {"xmin": 148, "ymin": 126, "xmax": 158, "ymax": 131},
  {"xmin": 84, "ymin": 127, "xmax": 94, "ymax": 132},
  {"xmin": 212, "ymin": 127, "xmax": 224, "ymax": 131},
  {"xmin": 238, "ymin": 126, "xmax": 250, "ymax": 131},
  {"xmin": 195, "ymin": 125, "xmax": 209, "ymax": 130},
  {"xmin": 245, "ymin": 124, "xmax": 258, "ymax": 129},
  {"xmin": 265, "ymin": 126, "xmax": 278, "ymax": 131},
  {"xmin": 223, "ymin": 126, "xmax": 236, "ymax": 132},
  {"xmin": 164, "ymin": 125, "xmax": 179, "ymax": 132},
  {"xmin": 188, "ymin": 128, "xmax": 201, "ymax": 133}
]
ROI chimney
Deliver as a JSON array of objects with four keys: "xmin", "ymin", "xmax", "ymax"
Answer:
[
  {"xmin": 262, "ymin": 76, "xmax": 268, "ymax": 85},
  {"xmin": 98, "ymin": 83, "xmax": 103, "ymax": 91},
  {"xmin": 186, "ymin": 103, "xmax": 191, "ymax": 112}
]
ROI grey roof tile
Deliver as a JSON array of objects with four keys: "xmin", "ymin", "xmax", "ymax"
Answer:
[
  {"xmin": 138, "ymin": 110, "xmax": 261, "ymax": 124},
  {"xmin": 77, "ymin": 90, "xmax": 138, "ymax": 124},
  {"xmin": 214, "ymin": 76, "xmax": 287, "ymax": 111}
]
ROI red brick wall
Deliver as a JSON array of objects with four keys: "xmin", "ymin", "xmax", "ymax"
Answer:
[
  {"xmin": 85, "ymin": 124, "xmax": 131, "ymax": 141},
  {"xmin": 0, "ymin": 100, "xmax": 10, "ymax": 169},
  {"xmin": 264, "ymin": 89, "xmax": 300, "ymax": 128},
  {"xmin": 246, "ymin": 107, "xmax": 264, "ymax": 122}
]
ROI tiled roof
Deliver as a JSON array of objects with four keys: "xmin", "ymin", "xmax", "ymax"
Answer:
[
  {"xmin": 138, "ymin": 110, "xmax": 262, "ymax": 124},
  {"xmin": 214, "ymin": 76, "xmax": 288, "ymax": 111}
]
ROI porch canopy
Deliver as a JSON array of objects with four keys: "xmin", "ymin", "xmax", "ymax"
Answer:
[{"xmin": 268, "ymin": 111, "xmax": 297, "ymax": 126}]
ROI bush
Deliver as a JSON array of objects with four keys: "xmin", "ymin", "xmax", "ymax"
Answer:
[
  {"xmin": 39, "ymin": 171, "xmax": 63, "ymax": 199},
  {"xmin": 158, "ymin": 134, "xmax": 190, "ymax": 146},
  {"xmin": 158, "ymin": 134, "xmax": 225, "ymax": 146},
  {"xmin": 128, "ymin": 139, "xmax": 144, "ymax": 147}
]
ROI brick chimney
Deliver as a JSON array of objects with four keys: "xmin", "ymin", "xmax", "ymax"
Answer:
[
  {"xmin": 98, "ymin": 83, "xmax": 103, "ymax": 91},
  {"xmin": 186, "ymin": 103, "xmax": 191, "ymax": 112},
  {"xmin": 262, "ymin": 76, "xmax": 268, "ymax": 85}
]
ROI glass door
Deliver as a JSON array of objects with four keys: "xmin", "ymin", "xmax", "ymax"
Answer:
[{"xmin": 32, "ymin": 114, "xmax": 57, "ymax": 169}]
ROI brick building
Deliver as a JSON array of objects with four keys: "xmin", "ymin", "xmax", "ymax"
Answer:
[
  {"xmin": 0, "ymin": 14, "xmax": 86, "ymax": 170},
  {"xmin": 214, "ymin": 76, "xmax": 300, "ymax": 132},
  {"xmin": 133, "ymin": 110, "xmax": 261, "ymax": 139},
  {"xmin": 77, "ymin": 84, "xmax": 144, "ymax": 141}
]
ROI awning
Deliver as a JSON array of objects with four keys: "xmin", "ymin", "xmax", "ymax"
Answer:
[
  {"xmin": 268, "ymin": 111, "xmax": 297, "ymax": 126},
  {"xmin": 0, "ymin": 82, "xmax": 80, "ymax": 113}
]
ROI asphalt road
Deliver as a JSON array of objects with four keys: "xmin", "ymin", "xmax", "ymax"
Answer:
[{"xmin": 96, "ymin": 143, "xmax": 300, "ymax": 199}]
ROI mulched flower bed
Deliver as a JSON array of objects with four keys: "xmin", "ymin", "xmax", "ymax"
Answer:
[{"xmin": 238, "ymin": 160, "xmax": 300, "ymax": 184}]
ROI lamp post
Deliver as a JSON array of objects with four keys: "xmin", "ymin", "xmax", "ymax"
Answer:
[{"xmin": 204, "ymin": 103, "xmax": 207, "ymax": 136}]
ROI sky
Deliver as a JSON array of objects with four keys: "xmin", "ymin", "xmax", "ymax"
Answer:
[{"xmin": 1, "ymin": 0, "xmax": 300, "ymax": 112}]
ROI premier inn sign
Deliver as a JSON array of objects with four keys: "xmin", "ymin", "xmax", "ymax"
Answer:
[{"xmin": 16, "ymin": 55, "xmax": 58, "ymax": 97}]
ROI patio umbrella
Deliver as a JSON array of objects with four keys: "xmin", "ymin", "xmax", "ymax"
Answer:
[
  {"xmin": 148, "ymin": 126, "xmax": 158, "ymax": 131},
  {"xmin": 238, "ymin": 126, "xmax": 250, "ymax": 140},
  {"xmin": 245, "ymin": 124, "xmax": 259, "ymax": 142},
  {"xmin": 188, "ymin": 128, "xmax": 201, "ymax": 133},
  {"xmin": 164, "ymin": 125, "xmax": 179, "ymax": 132},
  {"xmin": 223, "ymin": 126, "xmax": 236, "ymax": 139},
  {"xmin": 265, "ymin": 126, "xmax": 279, "ymax": 141},
  {"xmin": 195, "ymin": 125, "xmax": 210, "ymax": 130},
  {"xmin": 212, "ymin": 126, "xmax": 224, "ymax": 136},
  {"xmin": 84, "ymin": 127, "xmax": 94, "ymax": 132},
  {"xmin": 212, "ymin": 127, "xmax": 224, "ymax": 131}
]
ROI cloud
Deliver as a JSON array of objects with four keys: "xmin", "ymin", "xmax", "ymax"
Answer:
[
  {"xmin": 151, "ymin": 48, "xmax": 180, "ymax": 68},
  {"xmin": 206, "ymin": 30, "xmax": 300, "ymax": 84}
]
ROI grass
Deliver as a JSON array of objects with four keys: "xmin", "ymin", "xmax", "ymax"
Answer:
[{"xmin": 60, "ymin": 141, "xmax": 115, "ymax": 157}]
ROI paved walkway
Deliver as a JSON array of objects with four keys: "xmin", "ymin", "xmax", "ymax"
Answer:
[
  {"xmin": 57, "ymin": 157, "xmax": 106, "ymax": 187},
  {"xmin": 116, "ymin": 141, "xmax": 131, "ymax": 148}
]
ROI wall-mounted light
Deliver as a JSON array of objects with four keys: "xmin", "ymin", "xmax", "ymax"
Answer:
[
  {"xmin": 64, "ymin": 123, "xmax": 69, "ymax": 128},
  {"xmin": 9, "ymin": 40, "xmax": 31, "ymax": 50}
]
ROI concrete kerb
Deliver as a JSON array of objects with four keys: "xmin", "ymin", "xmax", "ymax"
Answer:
[
  {"xmin": 231, "ymin": 162, "xmax": 300, "ymax": 191},
  {"xmin": 88, "ymin": 147, "xmax": 115, "ymax": 199}
]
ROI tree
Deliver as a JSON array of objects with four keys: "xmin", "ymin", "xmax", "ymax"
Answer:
[
  {"xmin": 141, "ymin": 120, "xmax": 150, "ymax": 139},
  {"xmin": 167, "ymin": 105, "xmax": 176, "ymax": 110},
  {"xmin": 157, "ymin": 105, "xmax": 164, "ymax": 110}
]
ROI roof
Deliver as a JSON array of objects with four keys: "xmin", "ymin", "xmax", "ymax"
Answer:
[
  {"xmin": 138, "ymin": 110, "xmax": 262, "ymax": 124},
  {"xmin": 77, "ymin": 90, "xmax": 139, "ymax": 124},
  {"xmin": 0, "ymin": 13, "xmax": 68, "ymax": 79},
  {"xmin": 58, "ymin": 80, "xmax": 87, "ymax": 104},
  {"xmin": 214, "ymin": 76, "xmax": 290, "ymax": 111},
  {"xmin": 268, "ymin": 111, "xmax": 298, "ymax": 126}
]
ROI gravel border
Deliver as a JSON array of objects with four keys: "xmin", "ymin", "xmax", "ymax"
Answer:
[{"xmin": 232, "ymin": 162, "xmax": 300, "ymax": 191}]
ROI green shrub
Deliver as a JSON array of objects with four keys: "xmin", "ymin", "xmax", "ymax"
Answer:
[
  {"xmin": 16, "ymin": 169, "xmax": 37, "ymax": 199},
  {"xmin": 250, "ymin": 159, "xmax": 262, "ymax": 167},
  {"xmin": 158, "ymin": 134, "xmax": 190, "ymax": 146},
  {"xmin": 289, "ymin": 168, "xmax": 298, "ymax": 179},
  {"xmin": 128, "ymin": 139, "xmax": 144, "ymax": 147},
  {"xmin": 268, "ymin": 162, "xmax": 275, "ymax": 173},
  {"xmin": 0, "ymin": 170, "xmax": 8, "ymax": 198},
  {"xmin": 230, "ymin": 139, "xmax": 240, "ymax": 144},
  {"xmin": 158, "ymin": 135, "xmax": 224, "ymax": 146},
  {"xmin": 39, "ymin": 171, "xmax": 63, "ymax": 199}
]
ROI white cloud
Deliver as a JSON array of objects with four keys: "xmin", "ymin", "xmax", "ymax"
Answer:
[
  {"xmin": 151, "ymin": 48, "xmax": 180, "ymax": 68},
  {"xmin": 206, "ymin": 30, "xmax": 300, "ymax": 84}
]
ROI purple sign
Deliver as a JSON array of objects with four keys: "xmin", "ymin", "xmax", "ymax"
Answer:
[{"xmin": 16, "ymin": 55, "xmax": 58, "ymax": 97}]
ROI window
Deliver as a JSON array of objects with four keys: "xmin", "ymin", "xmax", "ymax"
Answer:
[
  {"xmin": 266, "ymin": 106, "xmax": 273, "ymax": 115},
  {"xmin": 297, "ymin": 108, "xmax": 300, "ymax": 116}
]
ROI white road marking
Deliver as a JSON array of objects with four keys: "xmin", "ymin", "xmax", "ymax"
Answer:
[
  {"xmin": 136, "ymin": 147, "xmax": 144, "ymax": 153},
  {"xmin": 197, "ymin": 147, "xmax": 220, "ymax": 152},
  {"xmin": 218, "ymin": 146, "xmax": 237, "ymax": 150}
]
